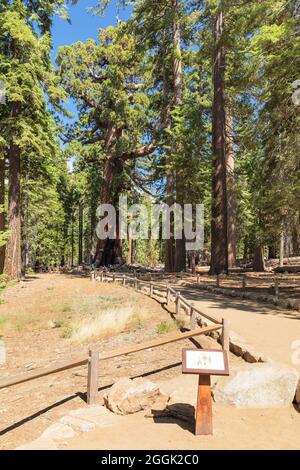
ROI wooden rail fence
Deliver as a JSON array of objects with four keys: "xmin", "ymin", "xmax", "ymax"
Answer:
[
  {"xmin": 0, "ymin": 270, "xmax": 229, "ymax": 409},
  {"xmin": 0, "ymin": 324, "xmax": 224, "ymax": 405}
]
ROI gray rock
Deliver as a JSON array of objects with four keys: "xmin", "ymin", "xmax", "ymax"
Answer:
[
  {"xmin": 60, "ymin": 415, "xmax": 96, "ymax": 432},
  {"xmin": 229, "ymin": 332, "xmax": 270, "ymax": 363},
  {"xmin": 213, "ymin": 363, "xmax": 299, "ymax": 408},
  {"xmin": 243, "ymin": 348, "xmax": 269, "ymax": 364},
  {"xmin": 69, "ymin": 405, "xmax": 119, "ymax": 427},
  {"xmin": 104, "ymin": 377, "xmax": 162, "ymax": 415},
  {"xmin": 229, "ymin": 332, "xmax": 249, "ymax": 357},
  {"xmin": 41, "ymin": 422, "xmax": 76, "ymax": 441}
]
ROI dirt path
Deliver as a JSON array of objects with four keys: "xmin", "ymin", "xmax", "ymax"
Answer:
[
  {"xmin": 174, "ymin": 284, "xmax": 300, "ymax": 373},
  {"xmin": 0, "ymin": 274, "xmax": 186, "ymax": 450},
  {"xmin": 63, "ymin": 374, "xmax": 300, "ymax": 451},
  {"xmin": 1, "ymin": 274, "xmax": 300, "ymax": 450}
]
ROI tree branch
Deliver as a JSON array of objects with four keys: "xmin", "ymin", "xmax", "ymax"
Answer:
[{"xmin": 121, "ymin": 142, "xmax": 156, "ymax": 161}]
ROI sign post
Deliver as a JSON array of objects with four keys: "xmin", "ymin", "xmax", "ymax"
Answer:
[{"xmin": 182, "ymin": 349, "xmax": 229, "ymax": 436}]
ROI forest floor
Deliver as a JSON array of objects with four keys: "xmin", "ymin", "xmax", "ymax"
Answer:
[
  {"xmin": 0, "ymin": 274, "xmax": 299, "ymax": 450},
  {"xmin": 192, "ymin": 273, "xmax": 300, "ymax": 301}
]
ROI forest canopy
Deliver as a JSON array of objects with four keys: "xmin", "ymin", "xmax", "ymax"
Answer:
[{"xmin": 0, "ymin": 0, "xmax": 299, "ymax": 279}]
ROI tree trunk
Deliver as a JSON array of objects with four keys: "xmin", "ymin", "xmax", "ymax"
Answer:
[
  {"xmin": 279, "ymin": 231, "xmax": 284, "ymax": 267},
  {"xmin": 292, "ymin": 224, "xmax": 299, "ymax": 256},
  {"xmin": 71, "ymin": 216, "xmax": 74, "ymax": 267},
  {"xmin": 268, "ymin": 246, "xmax": 276, "ymax": 259},
  {"xmin": 162, "ymin": 48, "xmax": 175, "ymax": 272},
  {"xmin": 21, "ymin": 182, "xmax": 29, "ymax": 278},
  {"xmin": 210, "ymin": 10, "xmax": 228, "ymax": 275},
  {"xmin": 78, "ymin": 202, "xmax": 83, "ymax": 266},
  {"xmin": 226, "ymin": 104, "xmax": 236, "ymax": 269},
  {"xmin": 243, "ymin": 237, "xmax": 249, "ymax": 260},
  {"xmin": 0, "ymin": 155, "xmax": 6, "ymax": 274},
  {"xmin": 94, "ymin": 122, "xmax": 124, "ymax": 266},
  {"xmin": 253, "ymin": 246, "xmax": 265, "ymax": 272},
  {"xmin": 190, "ymin": 251, "xmax": 196, "ymax": 274},
  {"xmin": 5, "ymin": 132, "xmax": 21, "ymax": 281},
  {"xmin": 172, "ymin": 0, "xmax": 186, "ymax": 272},
  {"xmin": 128, "ymin": 232, "xmax": 134, "ymax": 265}
]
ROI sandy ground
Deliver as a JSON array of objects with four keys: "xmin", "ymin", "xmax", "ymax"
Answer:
[
  {"xmin": 1, "ymin": 274, "xmax": 300, "ymax": 450},
  {"xmin": 0, "ymin": 274, "xmax": 183, "ymax": 450},
  {"xmin": 192, "ymin": 273, "xmax": 300, "ymax": 301},
  {"xmin": 174, "ymin": 284, "xmax": 300, "ymax": 374},
  {"xmin": 64, "ymin": 375, "xmax": 300, "ymax": 451}
]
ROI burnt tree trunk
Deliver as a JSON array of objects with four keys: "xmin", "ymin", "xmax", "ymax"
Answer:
[{"xmin": 210, "ymin": 10, "xmax": 228, "ymax": 275}]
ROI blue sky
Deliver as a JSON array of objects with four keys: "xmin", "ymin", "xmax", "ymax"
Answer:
[
  {"xmin": 52, "ymin": 1, "xmax": 132, "ymax": 123},
  {"xmin": 52, "ymin": 1, "xmax": 132, "ymax": 60}
]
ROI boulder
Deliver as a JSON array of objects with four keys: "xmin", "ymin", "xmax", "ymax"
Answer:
[
  {"xmin": 229, "ymin": 332, "xmax": 270, "ymax": 363},
  {"xmin": 213, "ymin": 363, "xmax": 299, "ymax": 408},
  {"xmin": 229, "ymin": 332, "xmax": 250, "ymax": 357},
  {"xmin": 104, "ymin": 377, "xmax": 164, "ymax": 415}
]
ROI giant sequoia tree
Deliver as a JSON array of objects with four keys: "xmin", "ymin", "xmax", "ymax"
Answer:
[
  {"xmin": 57, "ymin": 24, "xmax": 156, "ymax": 265},
  {"xmin": 0, "ymin": 0, "xmax": 299, "ymax": 277}
]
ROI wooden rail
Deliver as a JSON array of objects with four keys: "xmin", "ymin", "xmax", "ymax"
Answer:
[
  {"xmin": 0, "ymin": 270, "xmax": 229, "ymax": 410},
  {"xmin": 95, "ymin": 271, "xmax": 221, "ymax": 325},
  {"xmin": 0, "ymin": 356, "xmax": 88, "ymax": 390},
  {"xmin": 0, "ymin": 324, "xmax": 223, "ymax": 406}
]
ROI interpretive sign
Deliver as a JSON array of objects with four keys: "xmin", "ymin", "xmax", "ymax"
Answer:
[
  {"xmin": 182, "ymin": 349, "xmax": 229, "ymax": 376},
  {"xmin": 182, "ymin": 348, "xmax": 230, "ymax": 436}
]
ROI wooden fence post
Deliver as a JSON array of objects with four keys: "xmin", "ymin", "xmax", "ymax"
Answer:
[
  {"xmin": 167, "ymin": 287, "xmax": 171, "ymax": 306},
  {"xmin": 222, "ymin": 318, "xmax": 230, "ymax": 352},
  {"xmin": 135, "ymin": 278, "xmax": 138, "ymax": 290},
  {"xmin": 242, "ymin": 275, "xmax": 247, "ymax": 290},
  {"xmin": 87, "ymin": 349, "xmax": 99, "ymax": 405},
  {"xmin": 150, "ymin": 282, "xmax": 154, "ymax": 298},
  {"xmin": 274, "ymin": 278, "xmax": 279, "ymax": 298},
  {"xmin": 122, "ymin": 275, "xmax": 126, "ymax": 287},
  {"xmin": 176, "ymin": 293, "xmax": 181, "ymax": 315},
  {"xmin": 197, "ymin": 275, "xmax": 200, "ymax": 285},
  {"xmin": 101, "ymin": 272, "xmax": 104, "ymax": 282},
  {"xmin": 216, "ymin": 275, "xmax": 220, "ymax": 288},
  {"xmin": 190, "ymin": 307, "xmax": 197, "ymax": 330},
  {"xmin": 91, "ymin": 272, "xmax": 95, "ymax": 282}
]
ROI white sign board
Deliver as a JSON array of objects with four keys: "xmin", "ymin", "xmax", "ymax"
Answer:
[{"xmin": 182, "ymin": 349, "xmax": 229, "ymax": 376}]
